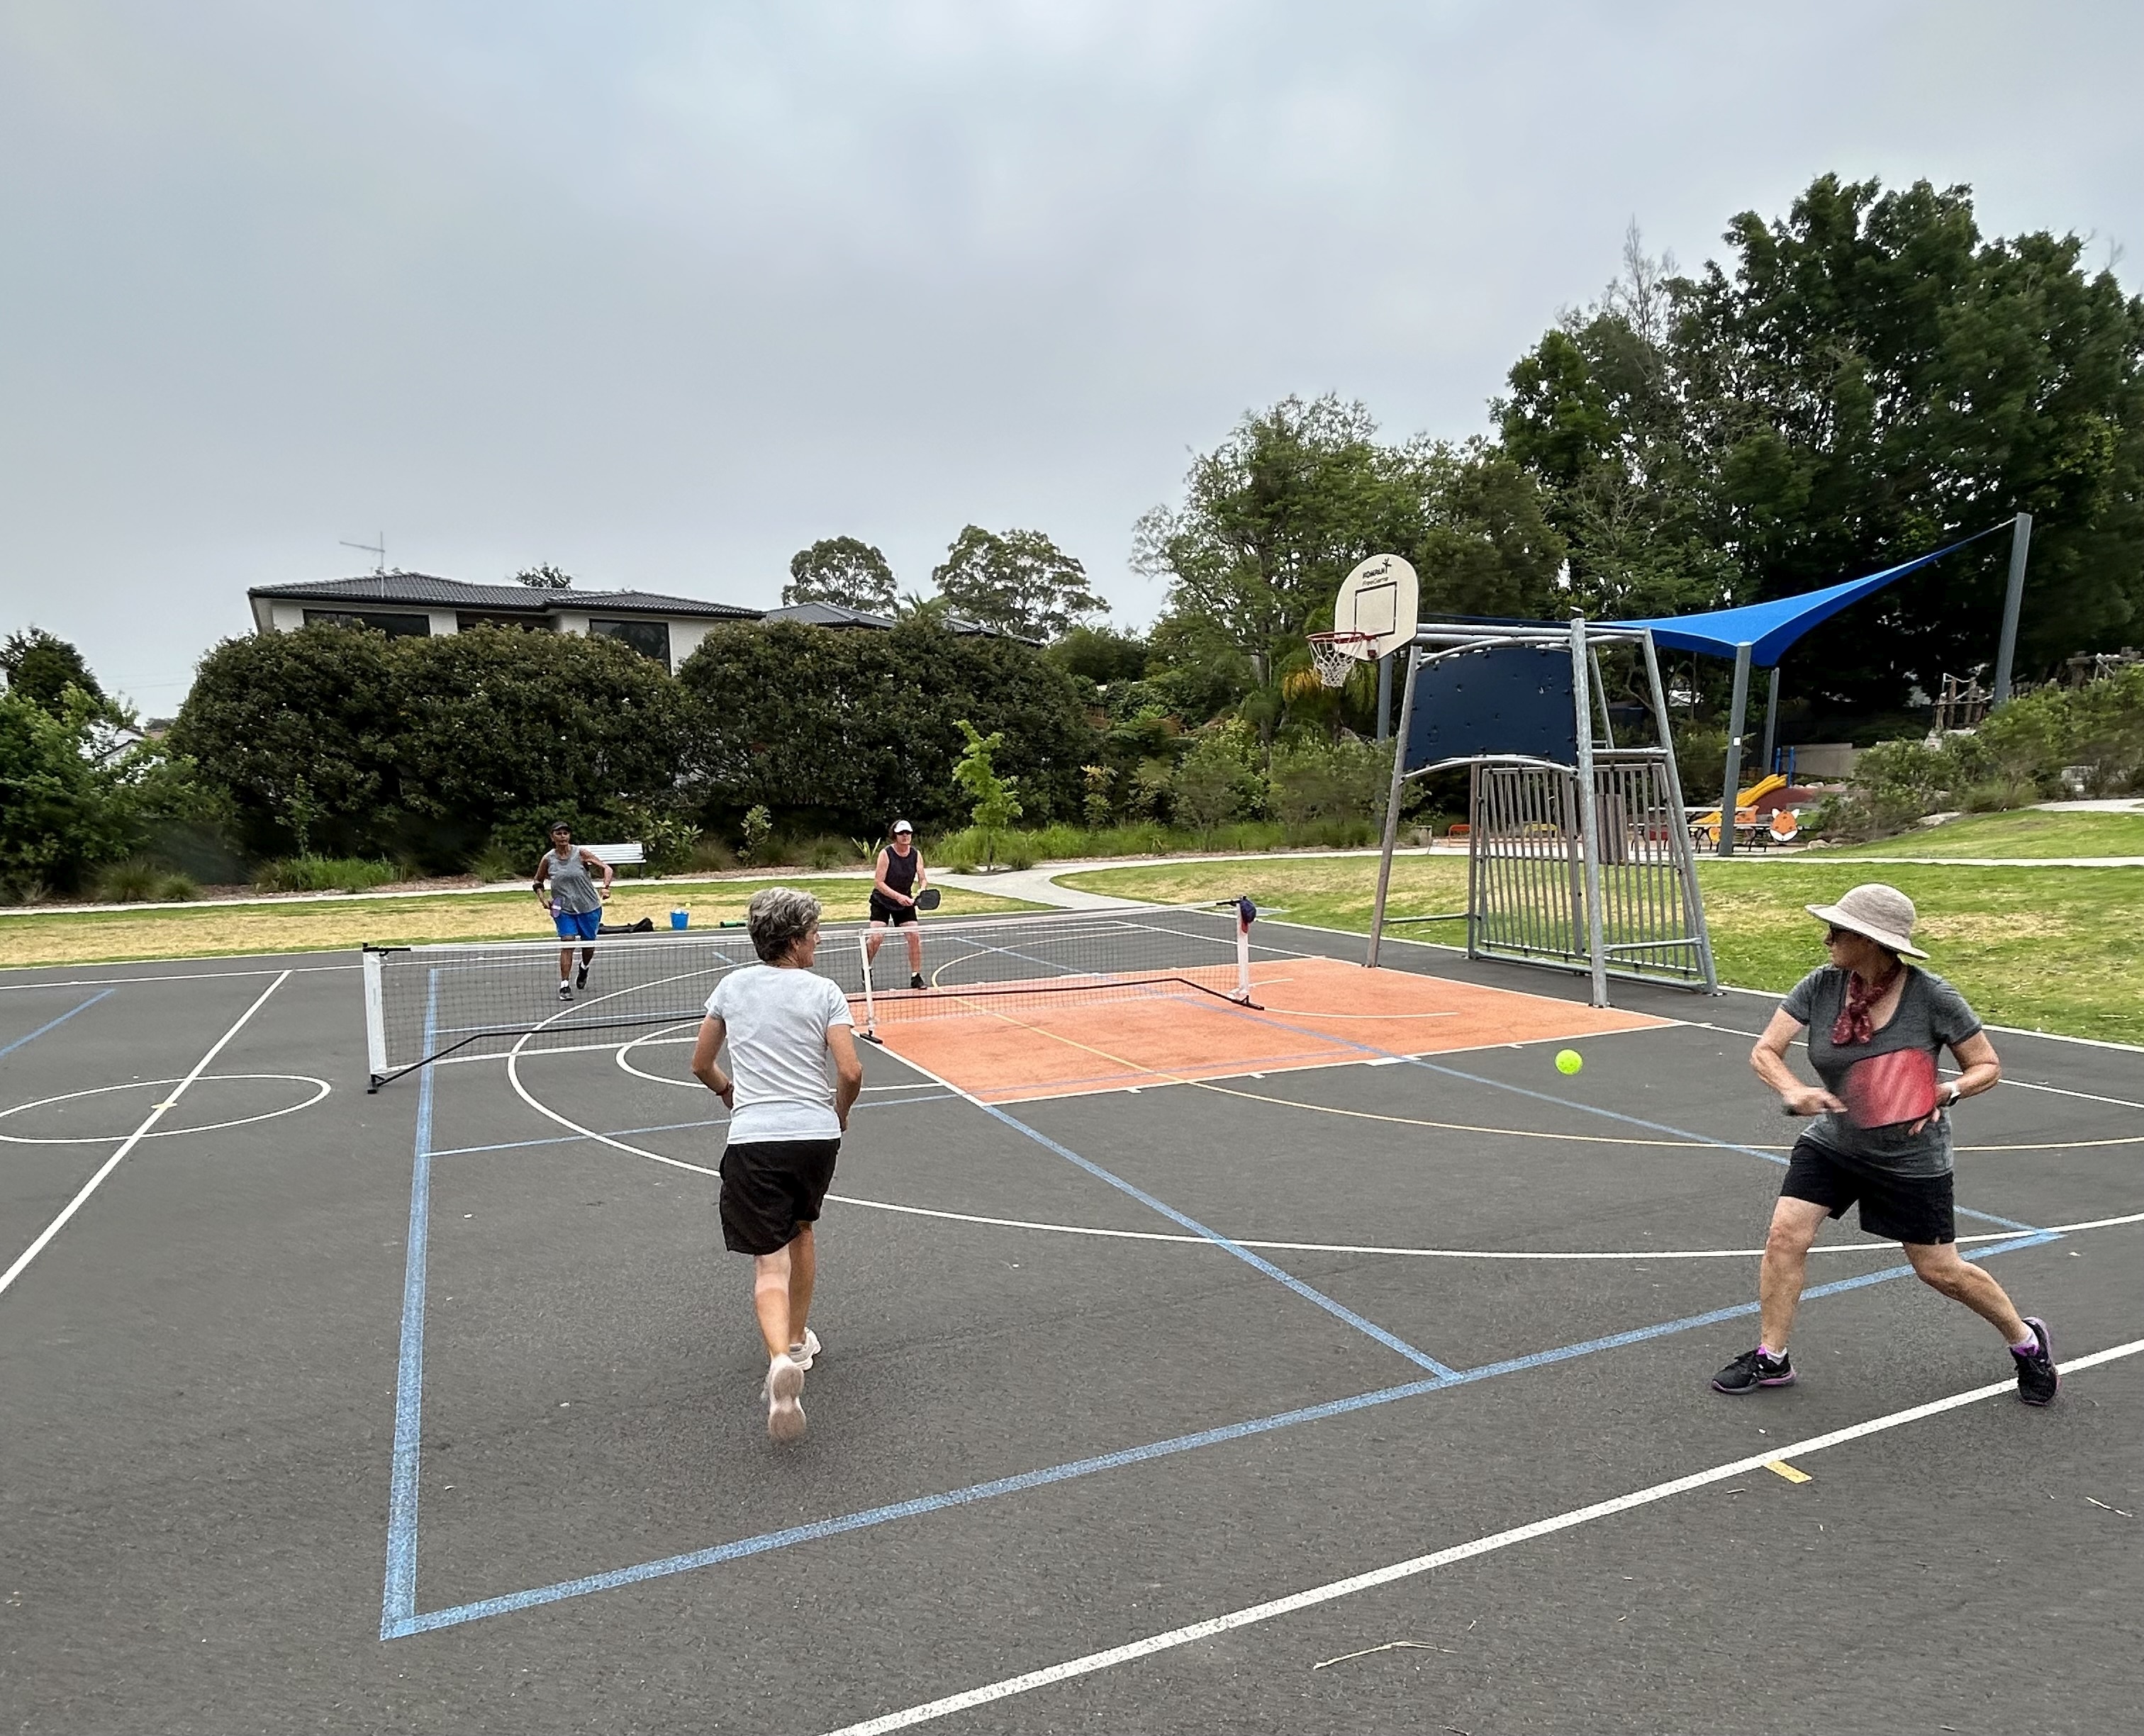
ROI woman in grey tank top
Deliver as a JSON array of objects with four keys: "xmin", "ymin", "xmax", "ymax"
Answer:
[{"xmin": 533, "ymin": 820, "xmax": 615, "ymax": 997}]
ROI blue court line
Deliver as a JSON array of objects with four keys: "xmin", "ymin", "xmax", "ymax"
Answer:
[
  {"xmin": 425, "ymin": 1094, "xmax": 959, "ymax": 1161},
  {"xmin": 965, "ymin": 1093, "xmax": 1458, "ymax": 1379},
  {"xmin": 381, "ymin": 1226, "xmax": 2054, "ymax": 1638},
  {"xmin": 904, "ymin": 928, "xmax": 1454, "ymax": 1374},
  {"xmin": 380, "ymin": 972, "xmax": 440, "ymax": 1637},
  {"xmin": 0, "ymin": 988, "xmax": 114, "ymax": 1060}
]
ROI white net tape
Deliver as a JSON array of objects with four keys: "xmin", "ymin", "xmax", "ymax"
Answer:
[{"xmin": 1307, "ymin": 631, "xmax": 1379, "ymax": 688}]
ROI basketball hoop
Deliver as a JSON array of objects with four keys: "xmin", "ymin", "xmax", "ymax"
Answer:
[{"xmin": 1307, "ymin": 630, "xmax": 1380, "ymax": 688}]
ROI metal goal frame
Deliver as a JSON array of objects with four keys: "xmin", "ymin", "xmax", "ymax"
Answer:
[{"xmin": 1367, "ymin": 617, "xmax": 1718, "ymax": 1006}]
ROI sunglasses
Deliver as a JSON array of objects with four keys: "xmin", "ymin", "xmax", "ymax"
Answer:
[{"xmin": 1824, "ymin": 926, "xmax": 1854, "ymax": 944}]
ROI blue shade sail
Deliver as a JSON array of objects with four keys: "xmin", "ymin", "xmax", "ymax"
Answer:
[{"xmin": 1614, "ymin": 529, "xmax": 1999, "ymax": 666}]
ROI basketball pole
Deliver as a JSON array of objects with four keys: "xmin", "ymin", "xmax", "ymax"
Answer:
[
  {"xmin": 1375, "ymin": 652, "xmax": 1392, "ymax": 742},
  {"xmin": 1366, "ymin": 643, "xmax": 1418, "ymax": 969}
]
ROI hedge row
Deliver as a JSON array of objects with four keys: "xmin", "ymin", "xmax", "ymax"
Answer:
[{"xmin": 170, "ymin": 620, "xmax": 1096, "ymax": 870}]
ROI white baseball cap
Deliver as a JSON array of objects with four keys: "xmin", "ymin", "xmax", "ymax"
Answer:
[{"xmin": 891, "ymin": 819, "xmax": 914, "ymax": 834}]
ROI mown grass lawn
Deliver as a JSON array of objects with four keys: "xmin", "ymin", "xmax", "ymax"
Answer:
[
  {"xmin": 1063, "ymin": 854, "xmax": 2144, "ymax": 1045},
  {"xmin": 1819, "ymin": 807, "xmax": 2144, "ymax": 859},
  {"xmin": 0, "ymin": 878, "xmax": 1036, "ymax": 968}
]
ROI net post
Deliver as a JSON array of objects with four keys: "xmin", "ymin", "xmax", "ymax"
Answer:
[
  {"xmin": 1234, "ymin": 900, "xmax": 1253, "ymax": 1002},
  {"xmin": 1569, "ymin": 618, "xmax": 1609, "ymax": 1007},
  {"xmin": 362, "ymin": 946, "xmax": 388, "ymax": 1090},
  {"xmin": 1366, "ymin": 642, "xmax": 1418, "ymax": 968},
  {"xmin": 856, "ymin": 931, "xmax": 879, "ymax": 1042}
]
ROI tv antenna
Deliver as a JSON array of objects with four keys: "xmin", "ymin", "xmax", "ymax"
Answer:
[{"xmin": 340, "ymin": 532, "xmax": 387, "ymax": 573}]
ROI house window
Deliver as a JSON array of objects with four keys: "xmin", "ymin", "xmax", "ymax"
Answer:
[
  {"xmin": 456, "ymin": 613, "xmax": 549, "ymax": 632},
  {"xmin": 303, "ymin": 609, "xmax": 432, "ymax": 637},
  {"xmin": 588, "ymin": 617, "xmax": 672, "ymax": 668}
]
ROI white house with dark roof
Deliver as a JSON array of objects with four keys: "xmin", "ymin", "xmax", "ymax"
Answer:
[{"xmin": 246, "ymin": 573, "xmax": 762, "ymax": 673}]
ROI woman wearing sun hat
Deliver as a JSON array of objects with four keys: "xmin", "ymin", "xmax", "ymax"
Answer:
[{"xmin": 1713, "ymin": 883, "xmax": 2058, "ymax": 1405}]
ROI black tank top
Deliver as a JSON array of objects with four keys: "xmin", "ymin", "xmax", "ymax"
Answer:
[{"xmin": 882, "ymin": 844, "xmax": 920, "ymax": 897}]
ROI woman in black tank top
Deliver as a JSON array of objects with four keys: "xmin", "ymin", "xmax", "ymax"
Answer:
[{"xmin": 866, "ymin": 820, "xmax": 928, "ymax": 988}]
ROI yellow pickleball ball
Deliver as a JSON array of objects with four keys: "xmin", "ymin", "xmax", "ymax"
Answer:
[{"xmin": 1555, "ymin": 1049, "xmax": 1583, "ymax": 1076}]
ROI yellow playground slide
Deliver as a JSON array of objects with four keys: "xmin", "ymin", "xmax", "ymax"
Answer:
[{"xmin": 1691, "ymin": 773, "xmax": 1790, "ymax": 846}]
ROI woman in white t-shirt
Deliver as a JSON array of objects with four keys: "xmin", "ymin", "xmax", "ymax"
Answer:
[{"xmin": 691, "ymin": 887, "xmax": 864, "ymax": 1443}]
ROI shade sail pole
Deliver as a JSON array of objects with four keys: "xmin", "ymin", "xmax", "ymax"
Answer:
[
  {"xmin": 1760, "ymin": 666, "xmax": 1781, "ymax": 778},
  {"xmin": 1716, "ymin": 642, "xmax": 1753, "ymax": 858},
  {"xmin": 1992, "ymin": 511, "xmax": 2033, "ymax": 705}
]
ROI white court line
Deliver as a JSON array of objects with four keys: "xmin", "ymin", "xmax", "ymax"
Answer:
[
  {"xmin": 0, "ymin": 962, "xmax": 348, "ymax": 993},
  {"xmin": 826, "ymin": 1195, "xmax": 2144, "ymax": 1259},
  {"xmin": 822, "ymin": 1338, "xmax": 2144, "ymax": 1736},
  {"xmin": 0, "ymin": 970, "xmax": 293, "ymax": 1300}
]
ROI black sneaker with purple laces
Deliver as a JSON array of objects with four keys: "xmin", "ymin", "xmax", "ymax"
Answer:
[
  {"xmin": 1712, "ymin": 1347, "xmax": 1795, "ymax": 1394},
  {"xmin": 2011, "ymin": 1316, "xmax": 2058, "ymax": 1405}
]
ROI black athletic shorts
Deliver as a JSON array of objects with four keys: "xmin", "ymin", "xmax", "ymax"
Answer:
[
  {"xmin": 718, "ymin": 1138, "xmax": 841, "ymax": 1256},
  {"xmin": 1780, "ymin": 1134, "xmax": 1955, "ymax": 1245},
  {"xmin": 869, "ymin": 897, "xmax": 917, "ymax": 926}
]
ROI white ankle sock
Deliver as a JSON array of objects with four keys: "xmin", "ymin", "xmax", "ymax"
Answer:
[{"xmin": 2010, "ymin": 1326, "xmax": 2040, "ymax": 1353}]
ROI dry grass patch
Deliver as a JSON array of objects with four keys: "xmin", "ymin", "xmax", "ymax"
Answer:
[{"xmin": 0, "ymin": 880, "xmax": 1034, "ymax": 968}]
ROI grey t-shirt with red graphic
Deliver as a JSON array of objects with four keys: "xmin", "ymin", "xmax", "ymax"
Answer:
[{"xmin": 1781, "ymin": 965, "xmax": 1982, "ymax": 1177}]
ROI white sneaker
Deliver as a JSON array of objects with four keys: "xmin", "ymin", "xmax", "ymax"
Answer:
[
  {"xmin": 787, "ymin": 1328, "xmax": 820, "ymax": 1372},
  {"xmin": 764, "ymin": 1353, "xmax": 805, "ymax": 1443}
]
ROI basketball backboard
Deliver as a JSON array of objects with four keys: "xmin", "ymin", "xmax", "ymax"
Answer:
[{"xmin": 1332, "ymin": 554, "xmax": 1419, "ymax": 659}]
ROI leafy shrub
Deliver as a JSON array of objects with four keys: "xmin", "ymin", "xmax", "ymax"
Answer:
[
  {"xmin": 468, "ymin": 844, "xmax": 527, "ymax": 884},
  {"xmin": 254, "ymin": 855, "xmax": 405, "ymax": 893},
  {"xmin": 93, "ymin": 858, "xmax": 198, "ymax": 903},
  {"xmin": 1171, "ymin": 724, "xmax": 1265, "ymax": 837},
  {"xmin": 1821, "ymin": 669, "xmax": 2144, "ymax": 841},
  {"xmin": 174, "ymin": 622, "xmax": 687, "ymax": 870},
  {"xmin": 686, "ymin": 835, "xmax": 737, "ymax": 873},
  {"xmin": 739, "ymin": 805, "xmax": 774, "ymax": 864},
  {"xmin": 679, "ymin": 619, "xmax": 1092, "ymax": 836},
  {"xmin": 1266, "ymin": 733, "xmax": 1392, "ymax": 837},
  {"xmin": 2, "ymin": 685, "xmax": 211, "ymax": 893}
]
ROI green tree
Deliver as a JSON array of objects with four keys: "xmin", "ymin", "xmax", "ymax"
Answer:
[
  {"xmin": 930, "ymin": 526, "xmax": 1110, "ymax": 639},
  {"xmin": 174, "ymin": 622, "xmax": 688, "ymax": 868},
  {"xmin": 785, "ymin": 537, "xmax": 898, "ymax": 614},
  {"xmin": 1137, "ymin": 396, "xmax": 1565, "ymax": 744},
  {"xmin": 1170, "ymin": 722, "xmax": 1264, "ymax": 836},
  {"xmin": 1134, "ymin": 396, "xmax": 1428, "ymax": 686},
  {"xmin": 1047, "ymin": 624, "xmax": 1150, "ymax": 685},
  {"xmin": 1501, "ymin": 181, "xmax": 2144, "ymax": 712},
  {"xmin": 951, "ymin": 719, "xmax": 1023, "ymax": 867},
  {"xmin": 1, "ymin": 627, "xmax": 105, "ymax": 715},
  {"xmin": 0, "ymin": 685, "xmax": 204, "ymax": 894},
  {"xmin": 515, "ymin": 563, "xmax": 574, "ymax": 589},
  {"xmin": 678, "ymin": 618, "xmax": 1093, "ymax": 835}
]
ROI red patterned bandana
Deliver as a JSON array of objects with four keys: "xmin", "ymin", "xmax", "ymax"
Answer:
[{"xmin": 1833, "ymin": 961, "xmax": 1902, "ymax": 1047}]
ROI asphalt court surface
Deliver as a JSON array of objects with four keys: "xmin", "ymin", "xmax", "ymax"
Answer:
[{"xmin": 1, "ymin": 915, "xmax": 2138, "ymax": 1733}]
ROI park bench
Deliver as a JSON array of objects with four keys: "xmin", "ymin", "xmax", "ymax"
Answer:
[{"xmin": 581, "ymin": 841, "xmax": 647, "ymax": 876}]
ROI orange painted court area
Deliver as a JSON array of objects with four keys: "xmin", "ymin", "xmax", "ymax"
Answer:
[{"xmin": 871, "ymin": 954, "xmax": 1668, "ymax": 1104}]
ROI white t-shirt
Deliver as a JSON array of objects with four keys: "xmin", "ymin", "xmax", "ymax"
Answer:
[{"xmin": 704, "ymin": 964, "xmax": 854, "ymax": 1143}]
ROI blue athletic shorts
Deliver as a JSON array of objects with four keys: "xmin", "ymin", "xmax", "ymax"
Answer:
[{"xmin": 553, "ymin": 907, "xmax": 601, "ymax": 941}]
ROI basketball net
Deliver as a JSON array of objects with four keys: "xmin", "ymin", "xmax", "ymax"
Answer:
[{"xmin": 1306, "ymin": 630, "xmax": 1380, "ymax": 688}]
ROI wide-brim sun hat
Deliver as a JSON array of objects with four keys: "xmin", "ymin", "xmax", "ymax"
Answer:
[{"xmin": 1806, "ymin": 882, "xmax": 1928, "ymax": 959}]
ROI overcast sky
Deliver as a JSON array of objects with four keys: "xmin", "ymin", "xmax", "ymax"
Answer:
[{"xmin": 3, "ymin": 0, "xmax": 2138, "ymax": 712}]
